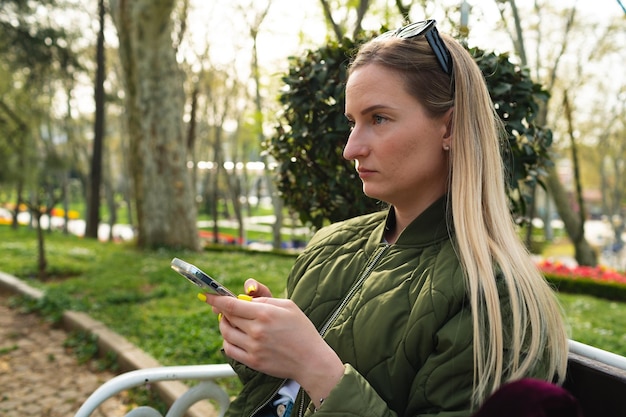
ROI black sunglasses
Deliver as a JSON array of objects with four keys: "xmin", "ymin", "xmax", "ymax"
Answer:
[{"xmin": 377, "ymin": 20, "xmax": 453, "ymax": 76}]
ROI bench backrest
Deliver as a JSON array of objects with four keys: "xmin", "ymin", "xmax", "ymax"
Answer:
[{"xmin": 565, "ymin": 342, "xmax": 626, "ymax": 417}]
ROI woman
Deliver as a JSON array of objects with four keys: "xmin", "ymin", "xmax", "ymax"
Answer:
[{"xmin": 202, "ymin": 20, "xmax": 569, "ymax": 417}]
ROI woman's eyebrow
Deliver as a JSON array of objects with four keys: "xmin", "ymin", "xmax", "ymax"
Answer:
[
  {"xmin": 359, "ymin": 104, "xmax": 389, "ymax": 115},
  {"xmin": 345, "ymin": 104, "xmax": 391, "ymax": 118}
]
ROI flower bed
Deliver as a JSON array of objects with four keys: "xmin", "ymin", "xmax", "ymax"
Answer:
[
  {"xmin": 538, "ymin": 260, "xmax": 626, "ymax": 285},
  {"xmin": 537, "ymin": 259, "xmax": 626, "ymax": 302}
]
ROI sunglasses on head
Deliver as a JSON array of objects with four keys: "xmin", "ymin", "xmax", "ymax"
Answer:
[{"xmin": 376, "ymin": 19, "xmax": 453, "ymax": 76}]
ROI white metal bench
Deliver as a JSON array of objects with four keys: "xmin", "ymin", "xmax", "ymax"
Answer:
[
  {"xmin": 75, "ymin": 340, "xmax": 626, "ymax": 417},
  {"xmin": 74, "ymin": 364, "xmax": 236, "ymax": 417}
]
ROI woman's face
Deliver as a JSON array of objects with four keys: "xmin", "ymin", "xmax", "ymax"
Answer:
[{"xmin": 344, "ymin": 63, "xmax": 451, "ymax": 215}]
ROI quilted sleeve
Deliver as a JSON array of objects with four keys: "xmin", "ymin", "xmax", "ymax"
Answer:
[
  {"xmin": 310, "ymin": 300, "xmax": 475, "ymax": 417},
  {"xmin": 406, "ymin": 302, "xmax": 475, "ymax": 416},
  {"xmin": 308, "ymin": 298, "xmax": 475, "ymax": 417},
  {"xmin": 307, "ymin": 364, "xmax": 398, "ymax": 417}
]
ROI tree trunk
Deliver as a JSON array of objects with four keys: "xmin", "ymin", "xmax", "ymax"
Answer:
[
  {"xmin": 110, "ymin": 0, "xmax": 198, "ymax": 250},
  {"xmin": 211, "ymin": 126, "xmax": 224, "ymax": 245},
  {"xmin": 35, "ymin": 211, "xmax": 47, "ymax": 280},
  {"xmin": 497, "ymin": 1, "xmax": 598, "ymax": 265},
  {"xmin": 11, "ymin": 182, "xmax": 23, "ymax": 229},
  {"xmin": 249, "ymin": 20, "xmax": 283, "ymax": 250},
  {"xmin": 86, "ymin": 0, "xmax": 106, "ymax": 239},
  {"xmin": 544, "ymin": 167, "xmax": 597, "ymax": 266},
  {"xmin": 106, "ymin": 181, "xmax": 117, "ymax": 241}
]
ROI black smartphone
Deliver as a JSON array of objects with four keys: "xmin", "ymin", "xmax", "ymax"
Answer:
[{"xmin": 171, "ymin": 257, "xmax": 236, "ymax": 297}]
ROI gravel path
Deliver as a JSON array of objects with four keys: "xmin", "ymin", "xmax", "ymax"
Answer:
[{"xmin": 0, "ymin": 290, "xmax": 128, "ymax": 417}]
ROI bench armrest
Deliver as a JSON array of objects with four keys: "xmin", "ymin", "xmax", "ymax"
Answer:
[{"xmin": 74, "ymin": 364, "xmax": 236, "ymax": 417}]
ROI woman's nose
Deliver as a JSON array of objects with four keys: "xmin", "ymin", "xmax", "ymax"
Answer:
[{"xmin": 343, "ymin": 130, "xmax": 368, "ymax": 161}]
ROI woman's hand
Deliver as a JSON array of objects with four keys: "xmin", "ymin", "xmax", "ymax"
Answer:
[{"xmin": 201, "ymin": 282, "xmax": 344, "ymax": 409}]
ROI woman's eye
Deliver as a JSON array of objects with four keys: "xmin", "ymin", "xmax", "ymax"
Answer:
[
  {"xmin": 373, "ymin": 115, "xmax": 386, "ymax": 124},
  {"xmin": 347, "ymin": 119, "xmax": 355, "ymax": 130}
]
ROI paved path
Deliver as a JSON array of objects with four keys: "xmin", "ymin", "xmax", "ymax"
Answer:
[{"xmin": 0, "ymin": 290, "xmax": 128, "ymax": 417}]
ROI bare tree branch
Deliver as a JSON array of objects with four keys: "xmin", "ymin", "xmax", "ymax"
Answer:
[
  {"xmin": 319, "ymin": 0, "xmax": 344, "ymax": 40},
  {"xmin": 352, "ymin": 0, "xmax": 370, "ymax": 39}
]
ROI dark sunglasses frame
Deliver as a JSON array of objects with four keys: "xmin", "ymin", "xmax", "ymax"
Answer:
[{"xmin": 377, "ymin": 20, "xmax": 453, "ymax": 76}]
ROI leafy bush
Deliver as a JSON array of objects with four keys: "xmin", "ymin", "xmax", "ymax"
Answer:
[
  {"xmin": 267, "ymin": 36, "xmax": 379, "ymax": 229},
  {"xmin": 547, "ymin": 274, "xmax": 626, "ymax": 302}
]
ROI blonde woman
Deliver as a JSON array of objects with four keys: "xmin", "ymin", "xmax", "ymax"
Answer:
[{"xmin": 203, "ymin": 20, "xmax": 570, "ymax": 417}]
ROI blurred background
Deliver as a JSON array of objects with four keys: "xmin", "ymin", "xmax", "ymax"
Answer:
[{"xmin": 1, "ymin": 0, "xmax": 624, "ymax": 269}]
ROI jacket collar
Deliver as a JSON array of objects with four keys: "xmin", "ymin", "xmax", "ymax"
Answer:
[{"xmin": 374, "ymin": 195, "xmax": 452, "ymax": 247}]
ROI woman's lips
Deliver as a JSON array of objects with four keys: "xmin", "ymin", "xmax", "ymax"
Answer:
[{"xmin": 357, "ymin": 167, "xmax": 376, "ymax": 179}]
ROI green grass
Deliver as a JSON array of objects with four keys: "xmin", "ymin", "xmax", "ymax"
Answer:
[
  {"xmin": 558, "ymin": 293, "xmax": 626, "ymax": 354},
  {"xmin": 0, "ymin": 225, "xmax": 295, "ymax": 370},
  {"xmin": 2, "ymin": 223, "xmax": 625, "ymax": 376}
]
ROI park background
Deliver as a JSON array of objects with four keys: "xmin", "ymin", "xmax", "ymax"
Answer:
[{"xmin": 1, "ymin": 0, "xmax": 625, "ymax": 410}]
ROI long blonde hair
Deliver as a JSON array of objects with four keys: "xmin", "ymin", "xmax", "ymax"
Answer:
[{"xmin": 349, "ymin": 31, "xmax": 569, "ymax": 406}]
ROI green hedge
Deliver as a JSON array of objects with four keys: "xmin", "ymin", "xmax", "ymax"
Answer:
[{"xmin": 546, "ymin": 274, "xmax": 626, "ymax": 302}]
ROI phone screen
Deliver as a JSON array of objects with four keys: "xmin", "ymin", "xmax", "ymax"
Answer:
[{"xmin": 171, "ymin": 257, "xmax": 236, "ymax": 297}]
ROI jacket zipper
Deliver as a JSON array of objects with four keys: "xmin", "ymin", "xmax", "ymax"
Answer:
[
  {"xmin": 296, "ymin": 243, "xmax": 391, "ymax": 416},
  {"xmin": 318, "ymin": 244, "xmax": 390, "ymax": 337},
  {"xmin": 248, "ymin": 379, "xmax": 287, "ymax": 417}
]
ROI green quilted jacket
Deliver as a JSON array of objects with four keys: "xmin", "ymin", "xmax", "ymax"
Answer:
[{"xmin": 225, "ymin": 197, "xmax": 477, "ymax": 417}]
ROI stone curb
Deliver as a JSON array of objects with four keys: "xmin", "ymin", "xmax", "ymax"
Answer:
[{"xmin": 0, "ymin": 271, "xmax": 218, "ymax": 417}]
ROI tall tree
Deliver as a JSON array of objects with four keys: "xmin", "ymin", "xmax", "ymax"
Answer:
[
  {"xmin": 495, "ymin": 0, "xmax": 599, "ymax": 265},
  {"xmin": 240, "ymin": 0, "xmax": 285, "ymax": 249},
  {"xmin": 0, "ymin": 0, "xmax": 73, "ymax": 228},
  {"xmin": 0, "ymin": 0, "xmax": 83, "ymax": 277},
  {"xmin": 595, "ymin": 96, "xmax": 626, "ymax": 250},
  {"xmin": 109, "ymin": 0, "xmax": 199, "ymax": 249},
  {"xmin": 85, "ymin": 0, "xmax": 106, "ymax": 239}
]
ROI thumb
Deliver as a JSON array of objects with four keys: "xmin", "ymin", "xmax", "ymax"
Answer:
[{"xmin": 244, "ymin": 278, "xmax": 273, "ymax": 298}]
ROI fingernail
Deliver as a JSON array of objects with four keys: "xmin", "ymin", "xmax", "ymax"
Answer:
[
  {"xmin": 197, "ymin": 293, "xmax": 207, "ymax": 302},
  {"xmin": 237, "ymin": 294, "xmax": 253, "ymax": 301},
  {"xmin": 246, "ymin": 284, "xmax": 257, "ymax": 294}
]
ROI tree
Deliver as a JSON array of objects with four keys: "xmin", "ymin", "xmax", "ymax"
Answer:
[
  {"xmin": 204, "ymin": 70, "xmax": 238, "ymax": 245},
  {"xmin": 266, "ymin": 36, "xmax": 553, "ymax": 229},
  {"xmin": 109, "ymin": 0, "xmax": 199, "ymax": 250},
  {"xmin": 492, "ymin": 0, "xmax": 623, "ymax": 265},
  {"xmin": 241, "ymin": 0, "xmax": 285, "ymax": 250},
  {"xmin": 0, "ymin": 0, "xmax": 84, "ymax": 277},
  {"xmin": 319, "ymin": 0, "xmax": 370, "ymax": 40},
  {"xmin": 594, "ymin": 95, "xmax": 626, "ymax": 250},
  {"xmin": 85, "ymin": 0, "xmax": 106, "ymax": 239},
  {"xmin": 25, "ymin": 152, "xmax": 66, "ymax": 279},
  {"xmin": 0, "ymin": 0, "xmax": 76, "ymax": 229}
]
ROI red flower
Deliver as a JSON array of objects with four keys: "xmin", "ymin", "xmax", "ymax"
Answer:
[{"xmin": 537, "ymin": 260, "xmax": 626, "ymax": 285}]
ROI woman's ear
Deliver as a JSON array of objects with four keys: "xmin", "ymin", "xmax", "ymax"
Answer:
[{"xmin": 443, "ymin": 107, "xmax": 454, "ymax": 139}]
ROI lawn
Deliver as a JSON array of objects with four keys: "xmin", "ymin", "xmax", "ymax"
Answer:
[
  {"xmin": 1, "ymin": 224, "xmax": 625, "ymax": 368},
  {"xmin": 1, "ymin": 225, "xmax": 294, "ymax": 368}
]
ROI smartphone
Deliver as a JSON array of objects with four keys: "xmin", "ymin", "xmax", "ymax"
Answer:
[{"xmin": 171, "ymin": 257, "xmax": 236, "ymax": 297}]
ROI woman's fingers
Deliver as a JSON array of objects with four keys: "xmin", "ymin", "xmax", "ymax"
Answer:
[
  {"xmin": 244, "ymin": 278, "xmax": 272, "ymax": 297},
  {"xmin": 204, "ymin": 293, "xmax": 258, "ymax": 319}
]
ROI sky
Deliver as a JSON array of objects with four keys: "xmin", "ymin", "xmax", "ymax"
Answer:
[{"xmin": 184, "ymin": 0, "xmax": 624, "ymax": 72}]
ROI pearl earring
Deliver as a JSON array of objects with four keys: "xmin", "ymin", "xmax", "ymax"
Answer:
[{"xmin": 443, "ymin": 144, "xmax": 450, "ymax": 151}]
